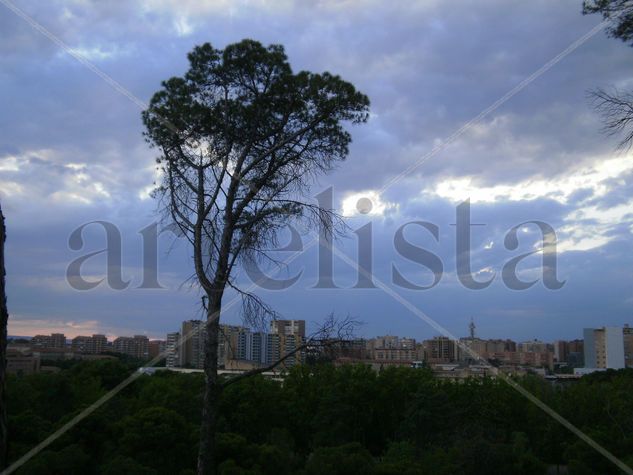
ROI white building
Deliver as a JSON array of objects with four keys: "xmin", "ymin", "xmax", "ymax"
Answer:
[{"xmin": 583, "ymin": 327, "xmax": 625, "ymax": 370}]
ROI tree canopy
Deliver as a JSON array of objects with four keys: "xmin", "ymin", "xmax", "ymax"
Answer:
[
  {"xmin": 583, "ymin": 0, "xmax": 633, "ymax": 44},
  {"xmin": 584, "ymin": 1, "xmax": 633, "ymax": 148},
  {"xmin": 6, "ymin": 359, "xmax": 633, "ymax": 474},
  {"xmin": 142, "ymin": 40, "xmax": 369, "ymax": 307}
]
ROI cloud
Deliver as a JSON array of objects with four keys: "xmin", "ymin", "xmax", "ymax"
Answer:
[
  {"xmin": 2, "ymin": 0, "xmax": 633, "ymax": 340},
  {"xmin": 341, "ymin": 190, "xmax": 398, "ymax": 217},
  {"xmin": 7, "ymin": 316, "xmax": 164, "ymax": 339},
  {"xmin": 430, "ymin": 154, "xmax": 633, "ymax": 204},
  {"xmin": 8, "ymin": 317, "xmax": 107, "ymax": 338}
]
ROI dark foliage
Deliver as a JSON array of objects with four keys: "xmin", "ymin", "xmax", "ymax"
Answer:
[
  {"xmin": 584, "ymin": 1, "xmax": 633, "ymax": 148},
  {"xmin": 5, "ymin": 360, "xmax": 633, "ymax": 474},
  {"xmin": 583, "ymin": 1, "xmax": 633, "ymax": 45}
]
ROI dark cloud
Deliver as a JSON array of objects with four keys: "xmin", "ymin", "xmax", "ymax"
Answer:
[{"xmin": 2, "ymin": 0, "xmax": 633, "ymax": 340}]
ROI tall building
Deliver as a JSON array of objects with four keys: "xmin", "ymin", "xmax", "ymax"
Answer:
[
  {"xmin": 265, "ymin": 333, "xmax": 281, "ymax": 365},
  {"xmin": 567, "ymin": 339, "xmax": 584, "ymax": 367},
  {"xmin": 166, "ymin": 332, "xmax": 180, "ymax": 368},
  {"xmin": 458, "ymin": 337, "xmax": 517, "ymax": 362},
  {"xmin": 424, "ymin": 336, "xmax": 458, "ymax": 363},
  {"xmin": 367, "ymin": 335, "xmax": 418, "ymax": 364},
  {"xmin": 218, "ymin": 324, "xmax": 252, "ymax": 365},
  {"xmin": 132, "ymin": 335, "xmax": 149, "ymax": 359},
  {"xmin": 554, "ymin": 339, "xmax": 584, "ymax": 367},
  {"xmin": 270, "ymin": 319, "xmax": 305, "ymax": 367},
  {"xmin": 168, "ymin": 318, "xmax": 307, "ymax": 369},
  {"xmin": 518, "ymin": 340, "xmax": 551, "ymax": 354},
  {"xmin": 71, "ymin": 334, "xmax": 108, "ymax": 354},
  {"xmin": 31, "ymin": 335, "xmax": 49, "ymax": 347},
  {"xmin": 148, "ymin": 340, "xmax": 166, "ymax": 359},
  {"xmin": 282, "ymin": 334, "xmax": 300, "ymax": 367},
  {"xmin": 91, "ymin": 334, "xmax": 108, "ymax": 354},
  {"xmin": 50, "ymin": 333, "xmax": 67, "ymax": 349},
  {"xmin": 459, "ymin": 337, "xmax": 487, "ymax": 361},
  {"xmin": 554, "ymin": 340, "xmax": 568, "ymax": 363},
  {"xmin": 270, "ymin": 320, "xmax": 305, "ymax": 338},
  {"xmin": 457, "ymin": 319, "xmax": 516, "ymax": 363},
  {"xmin": 113, "ymin": 335, "xmax": 149, "ymax": 359},
  {"xmin": 32, "ymin": 333, "xmax": 67, "ymax": 349},
  {"xmin": 236, "ymin": 327, "xmax": 253, "ymax": 361},
  {"xmin": 488, "ymin": 339, "xmax": 516, "ymax": 353},
  {"xmin": 584, "ymin": 327, "xmax": 625, "ymax": 369},
  {"xmin": 180, "ymin": 320, "xmax": 206, "ymax": 369},
  {"xmin": 251, "ymin": 331, "xmax": 280, "ymax": 366},
  {"xmin": 71, "ymin": 335, "xmax": 94, "ymax": 353}
]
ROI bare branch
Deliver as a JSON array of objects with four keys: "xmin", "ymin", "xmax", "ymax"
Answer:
[
  {"xmin": 589, "ymin": 87, "xmax": 633, "ymax": 149},
  {"xmin": 221, "ymin": 313, "xmax": 359, "ymax": 388}
]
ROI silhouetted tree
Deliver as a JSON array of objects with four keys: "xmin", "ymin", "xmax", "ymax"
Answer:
[
  {"xmin": 0, "ymin": 201, "xmax": 7, "ymax": 469},
  {"xmin": 583, "ymin": 1, "xmax": 633, "ymax": 44},
  {"xmin": 584, "ymin": 1, "xmax": 633, "ymax": 148},
  {"xmin": 142, "ymin": 39, "xmax": 369, "ymax": 474}
]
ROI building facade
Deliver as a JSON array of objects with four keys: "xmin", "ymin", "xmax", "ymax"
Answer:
[
  {"xmin": 180, "ymin": 320, "xmax": 206, "ymax": 369},
  {"xmin": 584, "ymin": 327, "xmax": 625, "ymax": 369},
  {"xmin": 166, "ymin": 332, "xmax": 181, "ymax": 368},
  {"xmin": 167, "ymin": 319, "xmax": 307, "ymax": 369},
  {"xmin": 423, "ymin": 336, "xmax": 458, "ymax": 363},
  {"xmin": 113, "ymin": 335, "xmax": 150, "ymax": 360},
  {"xmin": 32, "ymin": 333, "xmax": 66, "ymax": 349}
]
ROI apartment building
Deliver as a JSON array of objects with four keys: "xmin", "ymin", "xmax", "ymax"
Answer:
[
  {"xmin": 113, "ymin": 335, "xmax": 150, "ymax": 360},
  {"xmin": 270, "ymin": 319, "xmax": 305, "ymax": 367},
  {"xmin": 423, "ymin": 336, "xmax": 458, "ymax": 363},
  {"xmin": 584, "ymin": 327, "xmax": 625, "ymax": 369},
  {"xmin": 31, "ymin": 333, "xmax": 66, "ymax": 349},
  {"xmin": 166, "ymin": 332, "xmax": 180, "ymax": 368},
  {"xmin": 179, "ymin": 320, "xmax": 206, "ymax": 369},
  {"xmin": 72, "ymin": 334, "xmax": 108, "ymax": 354},
  {"xmin": 366, "ymin": 335, "xmax": 418, "ymax": 365},
  {"xmin": 167, "ymin": 319, "xmax": 307, "ymax": 369}
]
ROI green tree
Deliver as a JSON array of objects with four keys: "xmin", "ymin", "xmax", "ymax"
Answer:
[
  {"xmin": 99, "ymin": 456, "xmax": 157, "ymax": 475},
  {"xmin": 583, "ymin": 1, "xmax": 633, "ymax": 44},
  {"xmin": 18, "ymin": 444, "xmax": 91, "ymax": 475},
  {"xmin": 142, "ymin": 39, "xmax": 369, "ymax": 474},
  {"xmin": 115, "ymin": 407, "xmax": 197, "ymax": 474},
  {"xmin": 305, "ymin": 442, "xmax": 375, "ymax": 475}
]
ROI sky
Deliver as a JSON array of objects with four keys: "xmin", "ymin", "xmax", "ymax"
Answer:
[{"xmin": 2, "ymin": 0, "xmax": 633, "ymax": 343}]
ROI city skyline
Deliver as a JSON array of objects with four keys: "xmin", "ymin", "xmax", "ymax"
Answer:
[
  {"xmin": 11, "ymin": 318, "xmax": 630, "ymax": 348},
  {"xmin": 15, "ymin": 319, "xmax": 633, "ymax": 374}
]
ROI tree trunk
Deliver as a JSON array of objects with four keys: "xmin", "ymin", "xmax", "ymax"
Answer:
[
  {"xmin": 196, "ymin": 294, "xmax": 222, "ymax": 475},
  {"xmin": 0, "ymin": 203, "xmax": 8, "ymax": 469}
]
